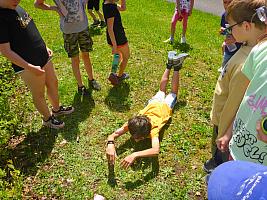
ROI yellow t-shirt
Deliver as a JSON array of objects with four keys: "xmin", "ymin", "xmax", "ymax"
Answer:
[
  {"xmin": 210, "ymin": 45, "xmax": 252, "ymax": 138},
  {"xmin": 138, "ymin": 102, "xmax": 172, "ymax": 138}
]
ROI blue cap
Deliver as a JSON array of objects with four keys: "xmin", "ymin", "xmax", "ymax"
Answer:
[{"xmin": 208, "ymin": 161, "xmax": 267, "ymax": 200}]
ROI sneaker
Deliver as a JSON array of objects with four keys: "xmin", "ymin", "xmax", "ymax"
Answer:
[
  {"xmin": 100, "ymin": 21, "xmax": 106, "ymax": 27},
  {"xmin": 163, "ymin": 38, "xmax": 174, "ymax": 44},
  {"xmin": 108, "ymin": 72, "xmax": 119, "ymax": 86},
  {"xmin": 181, "ymin": 36, "xmax": 186, "ymax": 44},
  {"xmin": 43, "ymin": 115, "xmax": 65, "ymax": 129},
  {"xmin": 173, "ymin": 53, "xmax": 189, "ymax": 68},
  {"xmin": 52, "ymin": 106, "xmax": 74, "ymax": 117},
  {"xmin": 91, "ymin": 20, "xmax": 100, "ymax": 27},
  {"xmin": 166, "ymin": 51, "xmax": 177, "ymax": 69},
  {"xmin": 118, "ymin": 73, "xmax": 130, "ymax": 83},
  {"xmin": 89, "ymin": 79, "xmax": 101, "ymax": 91},
  {"xmin": 203, "ymin": 158, "xmax": 218, "ymax": 174},
  {"xmin": 78, "ymin": 85, "xmax": 90, "ymax": 95}
]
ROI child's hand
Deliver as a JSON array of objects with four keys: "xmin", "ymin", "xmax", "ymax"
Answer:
[
  {"xmin": 256, "ymin": 120, "xmax": 267, "ymax": 143},
  {"xmin": 51, "ymin": 6, "xmax": 64, "ymax": 17},
  {"xmin": 29, "ymin": 64, "xmax": 45, "ymax": 76},
  {"xmin": 120, "ymin": 153, "xmax": 136, "ymax": 169},
  {"xmin": 46, "ymin": 47, "xmax": 53, "ymax": 57},
  {"xmin": 106, "ymin": 144, "xmax": 117, "ymax": 165},
  {"xmin": 216, "ymin": 134, "xmax": 231, "ymax": 152},
  {"xmin": 188, "ymin": 10, "xmax": 192, "ymax": 16},
  {"xmin": 219, "ymin": 27, "xmax": 225, "ymax": 35},
  {"xmin": 112, "ymin": 46, "xmax": 118, "ymax": 54}
]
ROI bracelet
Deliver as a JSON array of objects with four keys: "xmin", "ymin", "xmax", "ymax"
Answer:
[
  {"xmin": 261, "ymin": 116, "xmax": 267, "ymax": 135},
  {"xmin": 107, "ymin": 140, "xmax": 115, "ymax": 145}
]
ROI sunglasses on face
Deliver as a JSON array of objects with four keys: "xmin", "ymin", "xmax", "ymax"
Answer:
[
  {"xmin": 256, "ymin": 6, "xmax": 267, "ymax": 22},
  {"xmin": 222, "ymin": 21, "xmax": 244, "ymax": 35}
]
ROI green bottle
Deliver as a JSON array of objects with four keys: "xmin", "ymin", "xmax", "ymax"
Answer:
[{"xmin": 111, "ymin": 54, "xmax": 120, "ymax": 73}]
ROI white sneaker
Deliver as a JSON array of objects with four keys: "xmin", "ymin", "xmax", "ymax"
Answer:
[
  {"xmin": 163, "ymin": 38, "xmax": 174, "ymax": 44},
  {"xmin": 181, "ymin": 36, "xmax": 186, "ymax": 43}
]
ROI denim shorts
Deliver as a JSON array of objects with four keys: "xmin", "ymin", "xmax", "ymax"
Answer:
[{"xmin": 63, "ymin": 27, "xmax": 93, "ymax": 58}]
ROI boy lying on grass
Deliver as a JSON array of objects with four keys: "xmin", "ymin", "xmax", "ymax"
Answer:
[{"xmin": 106, "ymin": 52, "xmax": 188, "ymax": 168}]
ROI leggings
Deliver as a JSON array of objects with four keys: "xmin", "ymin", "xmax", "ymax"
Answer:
[{"xmin": 171, "ymin": 9, "xmax": 189, "ymax": 33}]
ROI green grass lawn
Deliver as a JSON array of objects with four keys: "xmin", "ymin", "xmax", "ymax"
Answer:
[{"xmin": 2, "ymin": 0, "xmax": 224, "ymax": 199}]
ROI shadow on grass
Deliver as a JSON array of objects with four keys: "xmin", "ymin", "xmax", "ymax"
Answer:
[
  {"xmin": 105, "ymin": 82, "xmax": 131, "ymax": 112},
  {"xmin": 173, "ymin": 42, "xmax": 193, "ymax": 53},
  {"xmin": 58, "ymin": 91, "xmax": 95, "ymax": 141},
  {"xmin": 89, "ymin": 26, "xmax": 104, "ymax": 37},
  {"xmin": 0, "ymin": 127, "xmax": 57, "ymax": 176},
  {"xmin": 173, "ymin": 99, "xmax": 187, "ymax": 113}
]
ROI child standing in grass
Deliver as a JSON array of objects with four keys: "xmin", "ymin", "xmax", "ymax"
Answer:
[
  {"xmin": 35, "ymin": 0, "xmax": 101, "ymax": 94},
  {"xmin": 88, "ymin": 0, "xmax": 106, "ymax": 28},
  {"xmin": 103, "ymin": 0, "xmax": 130, "ymax": 86},
  {"xmin": 224, "ymin": 1, "xmax": 267, "ymax": 166},
  {"xmin": 203, "ymin": 0, "xmax": 267, "ymax": 172},
  {"xmin": 164, "ymin": 0, "xmax": 194, "ymax": 44},
  {"xmin": 106, "ymin": 52, "xmax": 188, "ymax": 167},
  {"xmin": 0, "ymin": 0, "xmax": 74, "ymax": 129},
  {"xmin": 218, "ymin": 0, "xmax": 242, "ymax": 72}
]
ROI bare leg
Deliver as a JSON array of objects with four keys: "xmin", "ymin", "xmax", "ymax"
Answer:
[
  {"xmin": 182, "ymin": 14, "xmax": 188, "ymax": 38},
  {"xmin": 20, "ymin": 70, "xmax": 51, "ymax": 120},
  {"xmin": 171, "ymin": 71, "xmax": 179, "ymax": 95},
  {"xmin": 88, "ymin": 9, "xmax": 97, "ymax": 21},
  {"xmin": 81, "ymin": 52, "xmax": 94, "ymax": 80},
  {"xmin": 96, "ymin": 10, "xmax": 104, "ymax": 21},
  {"xmin": 71, "ymin": 55, "xmax": 83, "ymax": 87},
  {"xmin": 159, "ymin": 69, "xmax": 171, "ymax": 93},
  {"xmin": 170, "ymin": 10, "xmax": 179, "ymax": 39},
  {"xmin": 117, "ymin": 44, "xmax": 130, "ymax": 77},
  {"xmin": 44, "ymin": 61, "xmax": 60, "ymax": 111}
]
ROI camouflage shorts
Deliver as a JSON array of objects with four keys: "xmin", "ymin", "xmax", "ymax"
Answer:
[{"xmin": 63, "ymin": 28, "xmax": 93, "ymax": 58}]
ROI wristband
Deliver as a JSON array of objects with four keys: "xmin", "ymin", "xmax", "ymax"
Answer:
[
  {"xmin": 261, "ymin": 116, "xmax": 267, "ymax": 135},
  {"xmin": 107, "ymin": 140, "xmax": 115, "ymax": 145}
]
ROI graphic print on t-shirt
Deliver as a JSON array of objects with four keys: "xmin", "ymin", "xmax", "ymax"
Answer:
[
  {"xmin": 180, "ymin": 0, "xmax": 190, "ymax": 12},
  {"xmin": 63, "ymin": 0, "xmax": 84, "ymax": 23},
  {"xmin": 232, "ymin": 118, "xmax": 267, "ymax": 164},
  {"xmin": 16, "ymin": 10, "xmax": 32, "ymax": 28}
]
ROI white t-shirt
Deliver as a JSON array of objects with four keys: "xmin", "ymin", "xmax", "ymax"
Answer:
[
  {"xmin": 229, "ymin": 39, "xmax": 267, "ymax": 166},
  {"xmin": 180, "ymin": 0, "xmax": 191, "ymax": 12}
]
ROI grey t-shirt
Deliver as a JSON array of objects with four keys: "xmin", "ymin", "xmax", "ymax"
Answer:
[{"xmin": 58, "ymin": 0, "xmax": 88, "ymax": 34}]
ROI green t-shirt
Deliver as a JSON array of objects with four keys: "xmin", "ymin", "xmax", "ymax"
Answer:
[{"xmin": 229, "ymin": 39, "xmax": 267, "ymax": 165}]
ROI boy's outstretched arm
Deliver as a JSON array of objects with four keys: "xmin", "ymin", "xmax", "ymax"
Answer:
[
  {"xmin": 106, "ymin": 124, "xmax": 128, "ymax": 165},
  {"xmin": 34, "ymin": 0, "xmax": 61, "ymax": 15},
  {"xmin": 120, "ymin": 137, "xmax": 160, "ymax": 169}
]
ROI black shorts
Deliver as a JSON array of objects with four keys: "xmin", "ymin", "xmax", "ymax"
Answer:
[
  {"xmin": 87, "ymin": 0, "xmax": 100, "ymax": 11},
  {"xmin": 107, "ymin": 31, "xmax": 128, "ymax": 46},
  {"xmin": 13, "ymin": 45, "xmax": 49, "ymax": 73}
]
